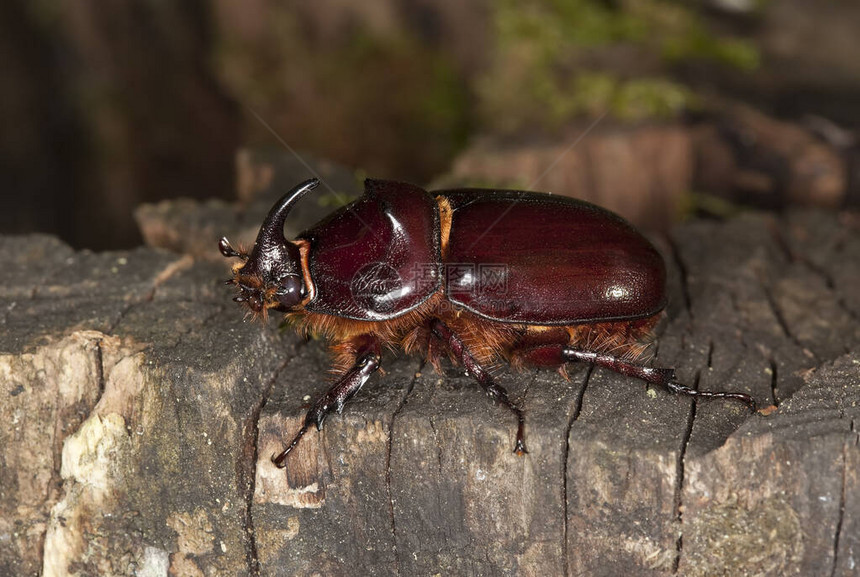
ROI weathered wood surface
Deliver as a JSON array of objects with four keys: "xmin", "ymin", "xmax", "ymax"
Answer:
[{"xmin": 2, "ymin": 202, "xmax": 859, "ymax": 576}]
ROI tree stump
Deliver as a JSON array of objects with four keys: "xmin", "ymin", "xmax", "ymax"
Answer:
[{"xmin": 2, "ymin": 204, "xmax": 859, "ymax": 575}]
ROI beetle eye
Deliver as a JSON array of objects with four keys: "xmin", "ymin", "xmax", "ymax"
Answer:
[{"xmin": 276, "ymin": 275, "xmax": 304, "ymax": 310}]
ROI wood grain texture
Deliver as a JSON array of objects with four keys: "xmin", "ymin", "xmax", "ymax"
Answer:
[{"xmin": 1, "ymin": 207, "xmax": 858, "ymax": 576}]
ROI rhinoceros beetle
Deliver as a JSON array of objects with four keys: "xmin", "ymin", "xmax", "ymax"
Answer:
[{"xmin": 220, "ymin": 178, "xmax": 756, "ymax": 467}]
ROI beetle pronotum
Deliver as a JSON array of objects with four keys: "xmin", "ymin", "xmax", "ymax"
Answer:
[{"xmin": 220, "ymin": 178, "xmax": 755, "ymax": 467}]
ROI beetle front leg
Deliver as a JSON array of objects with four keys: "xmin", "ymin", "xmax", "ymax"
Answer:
[
  {"xmin": 430, "ymin": 319, "xmax": 528, "ymax": 455},
  {"xmin": 272, "ymin": 336, "xmax": 382, "ymax": 468}
]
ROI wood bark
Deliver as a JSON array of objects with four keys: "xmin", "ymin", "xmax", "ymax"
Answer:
[{"xmin": 2, "ymin": 204, "xmax": 859, "ymax": 575}]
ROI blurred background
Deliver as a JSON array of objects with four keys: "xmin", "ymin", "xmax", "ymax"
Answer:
[{"xmin": 2, "ymin": 0, "xmax": 859, "ymax": 250}]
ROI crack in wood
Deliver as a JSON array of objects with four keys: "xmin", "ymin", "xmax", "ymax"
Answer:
[
  {"xmin": 241, "ymin": 338, "xmax": 307, "ymax": 576},
  {"xmin": 758, "ymin": 279, "xmax": 814, "ymax": 361},
  {"xmin": 798, "ymin": 259, "xmax": 860, "ymax": 336},
  {"xmin": 768, "ymin": 356, "xmax": 780, "ymax": 407},
  {"xmin": 39, "ymin": 332, "xmax": 114, "ymax": 574},
  {"xmin": 771, "ymin": 227, "xmax": 856, "ymax": 342},
  {"xmin": 94, "ymin": 339, "xmax": 106, "ymax": 404},
  {"xmin": 801, "ymin": 257, "xmax": 837, "ymax": 290},
  {"xmin": 106, "ymin": 301, "xmax": 139, "ymax": 335},
  {"xmin": 772, "ymin": 220, "xmax": 860, "ymax": 328},
  {"xmin": 830, "ymin": 439, "xmax": 848, "ymax": 577},
  {"xmin": 385, "ymin": 361, "xmax": 422, "ymax": 576},
  {"xmin": 425, "ymin": 412, "xmax": 454, "ymax": 556},
  {"xmin": 667, "ymin": 236, "xmax": 693, "ymax": 320},
  {"xmin": 99, "ymin": 255, "xmax": 197, "ymax": 336},
  {"xmin": 147, "ymin": 255, "xmax": 194, "ymax": 301},
  {"xmin": 767, "ymin": 217, "xmax": 797, "ymax": 266},
  {"xmin": 672, "ymin": 371, "xmax": 699, "ymax": 574},
  {"xmin": 563, "ymin": 365, "xmax": 592, "ymax": 577},
  {"xmin": 171, "ymin": 305, "xmax": 230, "ymax": 352},
  {"xmin": 428, "ymin": 414, "xmax": 444, "ymax": 477},
  {"xmin": 521, "ymin": 373, "xmax": 533, "ymax": 416}
]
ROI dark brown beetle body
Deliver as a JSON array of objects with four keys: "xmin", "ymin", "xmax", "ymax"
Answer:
[
  {"xmin": 440, "ymin": 189, "xmax": 666, "ymax": 324},
  {"xmin": 299, "ymin": 180, "xmax": 441, "ymax": 321},
  {"xmin": 220, "ymin": 178, "xmax": 755, "ymax": 466}
]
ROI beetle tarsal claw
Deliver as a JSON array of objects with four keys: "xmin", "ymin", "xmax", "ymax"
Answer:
[
  {"xmin": 666, "ymin": 379, "xmax": 757, "ymax": 412},
  {"xmin": 272, "ymin": 423, "xmax": 309, "ymax": 468},
  {"xmin": 513, "ymin": 438, "xmax": 528, "ymax": 455}
]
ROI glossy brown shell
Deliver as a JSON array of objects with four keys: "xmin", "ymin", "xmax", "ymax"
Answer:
[
  {"xmin": 299, "ymin": 179, "xmax": 442, "ymax": 321},
  {"xmin": 438, "ymin": 189, "xmax": 667, "ymax": 325}
]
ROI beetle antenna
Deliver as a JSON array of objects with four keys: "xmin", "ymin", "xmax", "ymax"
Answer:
[
  {"xmin": 272, "ymin": 424, "xmax": 309, "ymax": 468},
  {"xmin": 219, "ymin": 237, "xmax": 247, "ymax": 260}
]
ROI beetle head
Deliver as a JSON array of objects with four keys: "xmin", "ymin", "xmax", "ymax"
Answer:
[{"xmin": 220, "ymin": 178, "xmax": 319, "ymax": 317}]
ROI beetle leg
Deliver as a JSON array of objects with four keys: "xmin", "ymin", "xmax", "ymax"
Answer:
[
  {"xmin": 272, "ymin": 337, "xmax": 382, "ymax": 468},
  {"xmin": 561, "ymin": 348, "xmax": 757, "ymax": 411},
  {"xmin": 430, "ymin": 319, "xmax": 528, "ymax": 455},
  {"xmin": 515, "ymin": 342, "xmax": 757, "ymax": 409}
]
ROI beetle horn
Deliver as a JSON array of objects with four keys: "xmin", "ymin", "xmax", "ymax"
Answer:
[{"xmin": 256, "ymin": 178, "xmax": 320, "ymax": 248}]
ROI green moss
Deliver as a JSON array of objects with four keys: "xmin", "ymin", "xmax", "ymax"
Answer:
[
  {"xmin": 480, "ymin": 0, "xmax": 759, "ymax": 132},
  {"xmin": 685, "ymin": 192, "xmax": 746, "ymax": 220},
  {"xmin": 611, "ymin": 77, "xmax": 698, "ymax": 120},
  {"xmin": 662, "ymin": 25, "xmax": 760, "ymax": 72}
]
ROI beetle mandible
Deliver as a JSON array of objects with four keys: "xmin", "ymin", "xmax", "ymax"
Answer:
[{"xmin": 219, "ymin": 178, "xmax": 756, "ymax": 467}]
